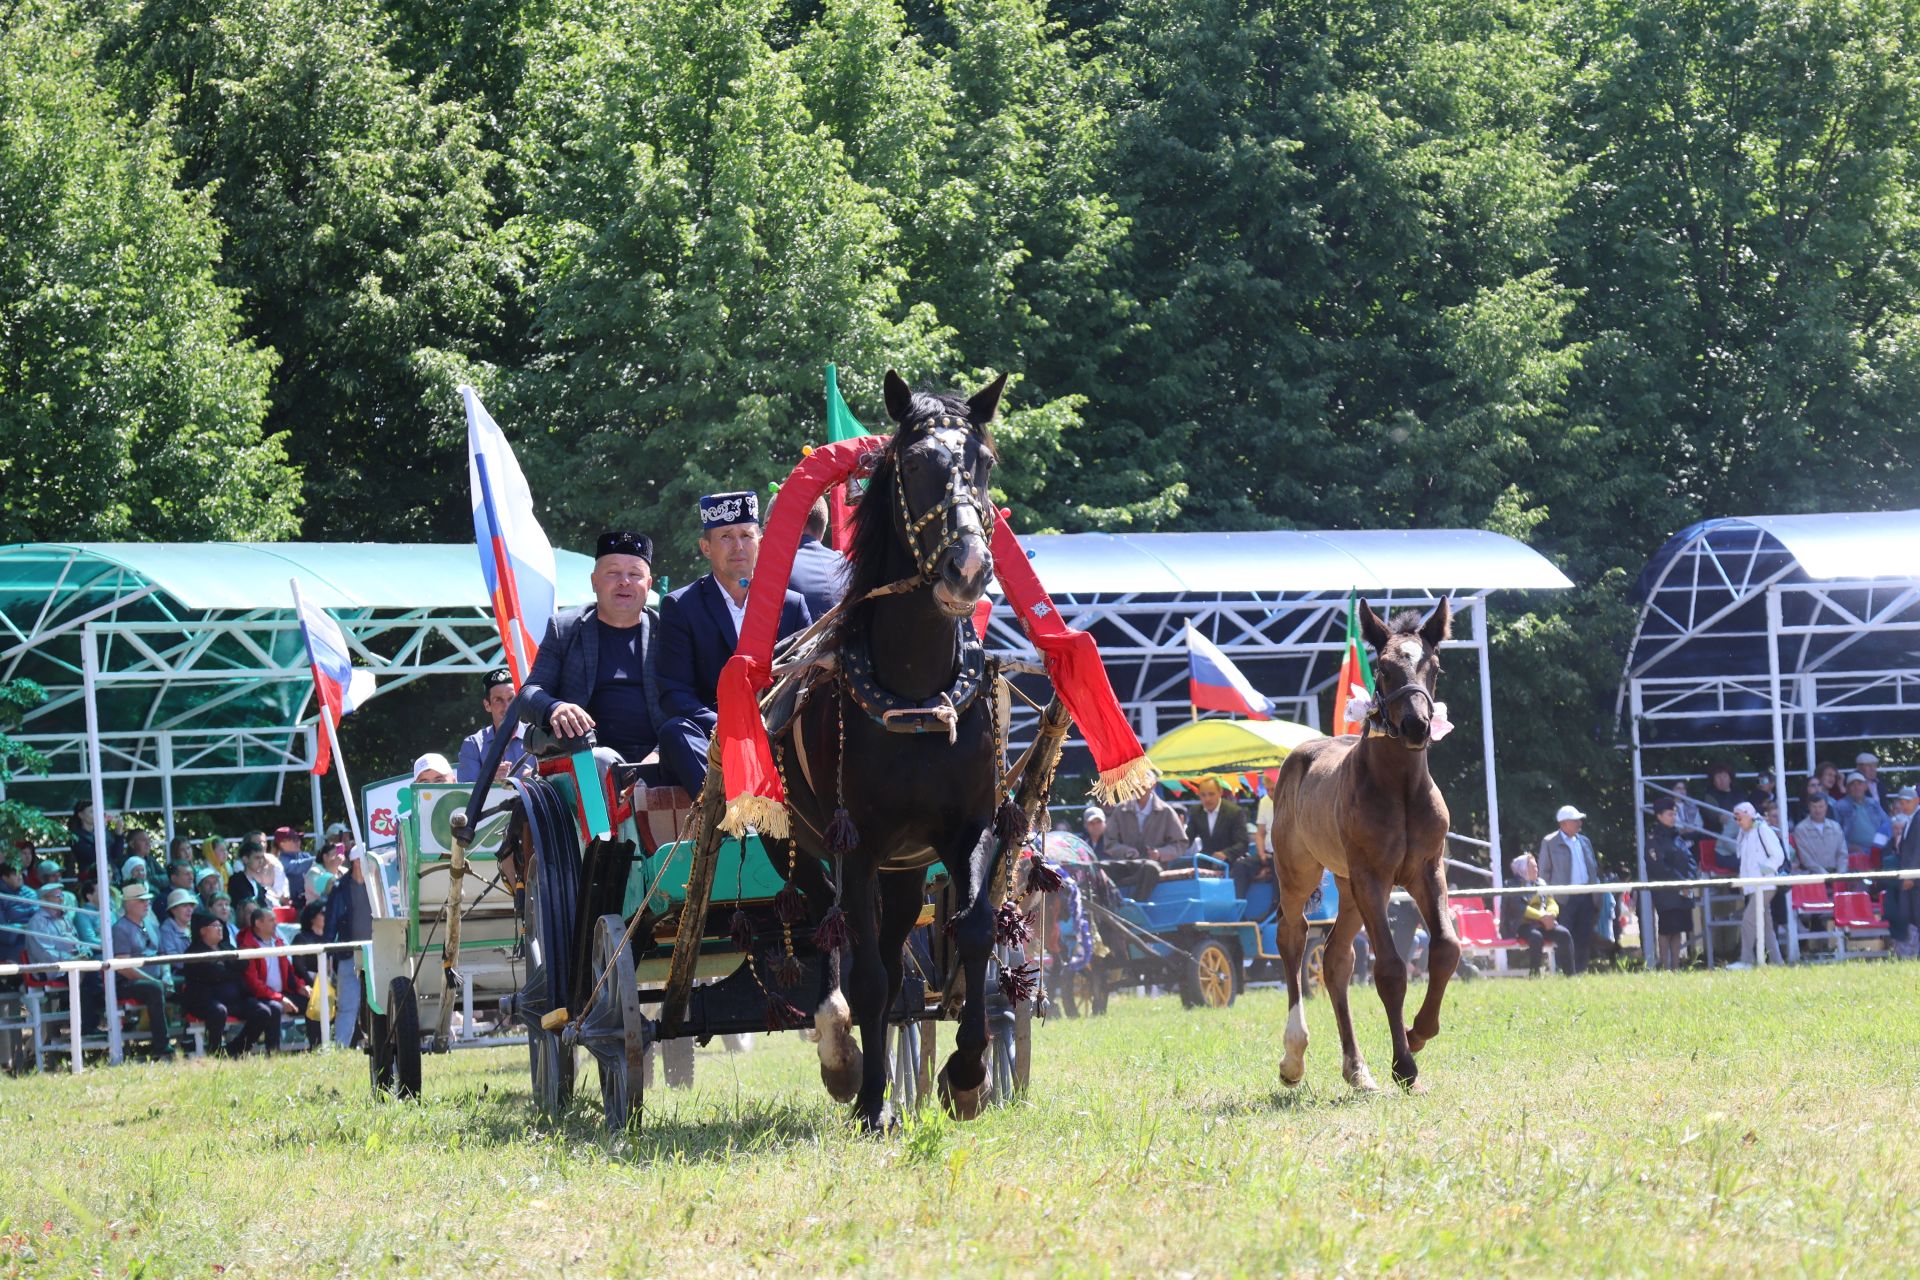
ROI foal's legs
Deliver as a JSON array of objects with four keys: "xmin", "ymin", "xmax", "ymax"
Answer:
[
  {"xmin": 1404, "ymin": 856, "xmax": 1460, "ymax": 1056},
  {"xmin": 1273, "ymin": 856, "xmax": 1315, "ymax": 1087},
  {"xmin": 1322, "ymin": 882, "xmax": 1377, "ymax": 1091},
  {"xmin": 1348, "ymin": 868, "xmax": 1418, "ymax": 1088}
]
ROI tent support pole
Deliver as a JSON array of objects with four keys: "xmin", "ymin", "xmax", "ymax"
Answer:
[
  {"xmin": 82, "ymin": 627, "xmax": 123, "ymax": 1065},
  {"xmin": 1631, "ymin": 681, "xmax": 1654, "ymax": 963},
  {"xmin": 1473, "ymin": 599, "xmax": 1507, "ymax": 974},
  {"xmin": 1766, "ymin": 589, "xmax": 1796, "ymax": 964},
  {"xmin": 159, "ymin": 732, "xmax": 176, "ymax": 847}
]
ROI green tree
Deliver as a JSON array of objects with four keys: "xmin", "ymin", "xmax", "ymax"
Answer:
[
  {"xmin": 103, "ymin": 0, "xmax": 514, "ymax": 540},
  {"xmin": 0, "ymin": 2, "xmax": 293, "ymax": 542},
  {"xmin": 508, "ymin": 0, "xmax": 952, "ymax": 578}
]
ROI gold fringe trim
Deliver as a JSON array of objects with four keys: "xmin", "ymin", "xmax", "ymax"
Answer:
[
  {"xmin": 721, "ymin": 793, "xmax": 791, "ymax": 840},
  {"xmin": 1090, "ymin": 756, "xmax": 1155, "ymax": 806}
]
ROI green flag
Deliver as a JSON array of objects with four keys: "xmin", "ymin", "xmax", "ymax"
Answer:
[{"xmin": 825, "ymin": 363, "xmax": 865, "ymax": 442}]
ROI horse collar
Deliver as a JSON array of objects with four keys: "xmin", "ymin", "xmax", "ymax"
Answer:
[{"xmin": 841, "ymin": 630, "xmax": 988, "ymax": 741}]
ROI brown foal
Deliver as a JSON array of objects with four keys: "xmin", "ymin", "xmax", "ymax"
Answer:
[{"xmin": 1269, "ymin": 599, "xmax": 1458, "ymax": 1091}]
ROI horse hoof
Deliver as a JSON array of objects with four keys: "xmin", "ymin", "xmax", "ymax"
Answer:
[
  {"xmin": 937, "ymin": 1064, "xmax": 987, "ymax": 1121},
  {"xmin": 815, "ymin": 993, "xmax": 861, "ymax": 1104},
  {"xmin": 1391, "ymin": 1060, "xmax": 1420, "ymax": 1092},
  {"xmin": 1346, "ymin": 1063, "xmax": 1380, "ymax": 1093},
  {"xmin": 1407, "ymin": 1030, "xmax": 1428, "ymax": 1054},
  {"xmin": 1279, "ymin": 1065, "xmax": 1304, "ymax": 1089},
  {"xmin": 857, "ymin": 1106, "xmax": 897, "ymax": 1136}
]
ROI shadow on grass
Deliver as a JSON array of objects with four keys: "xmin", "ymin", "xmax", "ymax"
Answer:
[
  {"xmin": 1210, "ymin": 1084, "xmax": 1382, "ymax": 1117},
  {"xmin": 437, "ymin": 1078, "xmax": 856, "ymax": 1164}
]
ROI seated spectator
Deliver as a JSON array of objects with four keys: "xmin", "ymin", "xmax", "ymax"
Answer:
[
  {"xmin": 1791, "ymin": 773, "xmax": 1828, "ymax": 824},
  {"xmin": 239, "ymin": 905, "xmax": 304, "ymax": 1053},
  {"xmin": 0, "ymin": 860, "xmax": 33, "ymax": 959},
  {"xmin": 109, "ymin": 886, "xmax": 174, "ymax": 1058},
  {"xmin": 166, "ymin": 836, "xmax": 194, "ymax": 869},
  {"xmin": 164, "ymin": 859, "xmax": 196, "ymax": 899},
  {"xmin": 228, "ymin": 847, "xmax": 281, "ymax": 915},
  {"xmin": 1875, "ymin": 784, "xmax": 1918, "ymax": 867},
  {"xmin": 1082, "ymin": 807, "xmax": 1110, "ymax": 858},
  {"xmin": 1793, "ymin": 794, "xmax": 1847, "ymax": 877},
  {"xmin": 1700, "ymin": 764, "xmax": 1743, "ymax": 830},
  {"xmin": 25, "ymin": 883, "xmax": 106, "ymax": 1032},
  {"xmin": 194, "ymin": 865, "xmax": 222, "ymax": 910},
  {"xmin": 121, "ymin": 829, "xmax": 154, "ymax": 880},
  {"xmin": 1815, "ymin": 760, "xmax": 1843, "ymax": 799},
  {"xmin": 1645, "ymin": 799, "xmax": 1698, "ymax": 971},
  {"xmin": 1747, "ymin": 770, "xmax": 1778, "ymax": 811},
  {"xmin": 35, "ymin": 859, "xmax": 74, "ymax": 910},
  {"xmin": 67, "ymin": 799, "xmax": 124, "ymax": 879},
  {"xmin": 72, "ymin": 878, "xmax": 108, "ymax": 956},
  {"xmin": 158, "ymin": 888, "xmax": 197, "ymax": 984},
  {"xmin": 1856, "ymin": 752, "xmax": 1884, "ymax": 806},
  {"xmin": 1105, "ymin": 782, "xmax": 1190, "ymax": 864},
  {"xmin": 209, "ymin": 892, "xmax": 238, "ymax": 945},
  {"xmin": 1832, "ymin": 771, "xmax": 1887, "ymax": 859},
  {"xmin": 306, "ymin": 842, "xmax": 347, "ymax": 905},
  {"xmin": 291, "ymin": 901, "xmax": 329, "ymax": 1049},
  {"xmin": 1670, "ymin": 780, "xmax": 1706, "ymax": 836},
  {"xmin": 1190, "ymin": 778, "xmax": 1249, "ymax": 861},
  {"xmin": 268, "ymin": 827, "xmax": 304, "ymax": 905},
  {"xmin": 1500, "ymin": 854, "xmax": 1570, "ymax": 976},
  {"xmin": 179, "ymin": 908, "xmax": 273, "ymax": 1057}
]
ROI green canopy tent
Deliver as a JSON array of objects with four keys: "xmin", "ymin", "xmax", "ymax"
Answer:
[{"xmin": 0, "ymin": 543, "xmax": 595, "ymax": 831}]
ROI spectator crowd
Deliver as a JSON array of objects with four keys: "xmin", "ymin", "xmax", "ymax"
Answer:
[{"xmin": 1, "ymin": 804, "xmax": 377, "ymax": 1062}]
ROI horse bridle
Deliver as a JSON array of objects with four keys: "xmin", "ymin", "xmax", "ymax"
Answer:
[
  {"xmin": 1366, "ymin": 681, "xmax": 1437, "ymax": 746},
  {"xmin": 892, "ymin": 413, "xmax": 993, "ymax": 583}
]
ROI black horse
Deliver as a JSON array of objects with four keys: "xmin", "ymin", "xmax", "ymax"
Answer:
[{"xmin": 766, "ymin": 368, "xmax": 1007, "ymax": 1130}]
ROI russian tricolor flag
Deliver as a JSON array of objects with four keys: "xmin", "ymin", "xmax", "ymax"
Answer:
[
  {"xmin": 463, "ymin": 386, "xmax": 557, "ymax": 686},
  {"xmin": 1185, "ymin": 623, "xmax": 1272, "ymax": 720},
  {"xmin": 292, "ymin": 580, "xmax": 376, "ymax": 776}
]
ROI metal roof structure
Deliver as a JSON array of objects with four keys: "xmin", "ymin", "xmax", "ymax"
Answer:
[
  {"xmin": 1617, "ymin": 510, "xmax": 1920, "ymax": 962},
  {"xmin": 0, "ymin": 543, "xmax": 595, "ymax": 818},
  {"xmin": 983, "ymin": 527, "xmax": 1572, "ymax": 891}
]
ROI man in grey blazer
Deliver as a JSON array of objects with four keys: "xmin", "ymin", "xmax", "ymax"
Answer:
[
  {"xmin": 520, "ymin": 531, "xmax": 667, "ymax": 776},
  {"xmin": 1537, "ymin": 804, "xmax": 1601, "ymax": 975}
]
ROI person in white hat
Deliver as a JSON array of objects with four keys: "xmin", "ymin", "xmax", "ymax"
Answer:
[
  {"xmin": 1537, "ymin": 804, "xmax": 1601, "ymax": 975},
  {"xmin": 1854, "ymin": 752, "xmax": 1883, "ymax": 806},
  {"xmin": 108, "ymin": 884, "xmax": 175, "ymax": 1057},
  {"xmin": 412, "ymin": 752, "xmax": 455, "ymax": 784},
  {"xmin": 1081, "ymin": 806, "xmax": 1109, "ymax": 857},
  {"xmin": 1727, "ymin": 801, "xmax": 1785, "ymax": 968}
]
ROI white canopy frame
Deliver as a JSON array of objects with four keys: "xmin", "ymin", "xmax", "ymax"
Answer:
[{"xmin": 1619, "ymin": 512, "xmax": 1920, "ymax": 962}]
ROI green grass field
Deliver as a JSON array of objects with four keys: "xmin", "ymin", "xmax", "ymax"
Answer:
[{"xmin": 4, "ymin": 963, "xmax": 1917, "ymax": 1278}]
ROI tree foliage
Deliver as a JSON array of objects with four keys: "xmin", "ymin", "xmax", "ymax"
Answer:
[{"xmin": 0, "ymin": 1, "xmax": 293, "ymax": 542}]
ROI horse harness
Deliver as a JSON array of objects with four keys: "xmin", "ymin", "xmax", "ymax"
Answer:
[
  {"xmin": 1364, "ymin": 682, "xmax": 1436, "ymax": 746},
  {"xmin": 894, "ymin": 412, "xmax": 993, "ymax": 584}
]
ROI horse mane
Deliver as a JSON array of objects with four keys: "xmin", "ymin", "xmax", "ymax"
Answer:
[
  {"xmin": 1387, "ymin": 609, "xmax": 1429, "ymax": 638},
  {"xmin": 830, "ymin": 387, "xmax": 976, "ymax": 649}
]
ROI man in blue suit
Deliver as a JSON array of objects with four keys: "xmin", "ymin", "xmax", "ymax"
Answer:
[
  {"xmin": 521, "ymin": 531, "xmax": 666, "ymax": 774},
  {"xmin": 656, "ymin": 491, "xmax": 811, "ymax": 796},
  {"xmin": 787, "ymin": 496, "xmax": 848, "ymax": 621}
]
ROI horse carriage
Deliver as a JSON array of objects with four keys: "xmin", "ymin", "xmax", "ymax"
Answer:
[
  {"xmin": 362, "ymin": 373, "xmax": 1152, "ymax": 1130},
  {"xmin": 1042, "ymin": 831, "xmax": 1339, "ymax": 1016}
]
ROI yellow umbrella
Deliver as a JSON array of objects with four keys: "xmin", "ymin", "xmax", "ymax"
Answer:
[{"xmin": 1146, "ymin": 717, "xmax": 1323, "ymax": 786}]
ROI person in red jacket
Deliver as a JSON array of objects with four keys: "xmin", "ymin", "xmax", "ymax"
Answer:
[{"xmin": 239, "ymin": 905, "xmax": 307, "ymax": 1052}]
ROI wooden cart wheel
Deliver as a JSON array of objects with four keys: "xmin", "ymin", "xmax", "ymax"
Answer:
[
  {"xmin": 578, "ymin": 913, "xmax": 647, "ymax": 1132},
  {"xmin": 1181, "ymin": 938, "xmax": 1240, "ymax": 1009},
  {"xmin": 1304, "ymin": 931, "xmax": 1328, "ymax": 999}
]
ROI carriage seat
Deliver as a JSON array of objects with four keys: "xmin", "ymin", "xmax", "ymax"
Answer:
[{"xmin": 632, "ymin": 784, "xmax": 696, "ymax": 854}]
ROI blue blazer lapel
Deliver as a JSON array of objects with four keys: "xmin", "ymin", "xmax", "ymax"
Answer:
[
  {"xmin": 699, "ymin": 574, "xmax": 738, "ymax": 651},
  {"xmin": 579, "ymin": 604, "xmax": 600, "ymax": 693}
]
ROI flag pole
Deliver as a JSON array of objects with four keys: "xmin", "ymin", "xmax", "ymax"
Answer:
[{"xmin": 290, "ymin": 576, "xmax": 385, "ymax": 919}]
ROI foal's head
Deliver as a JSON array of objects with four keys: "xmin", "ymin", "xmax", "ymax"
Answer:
[{"xmin": 1358, "ymin": 599, "xmax": 1452, "ymax": 748}]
